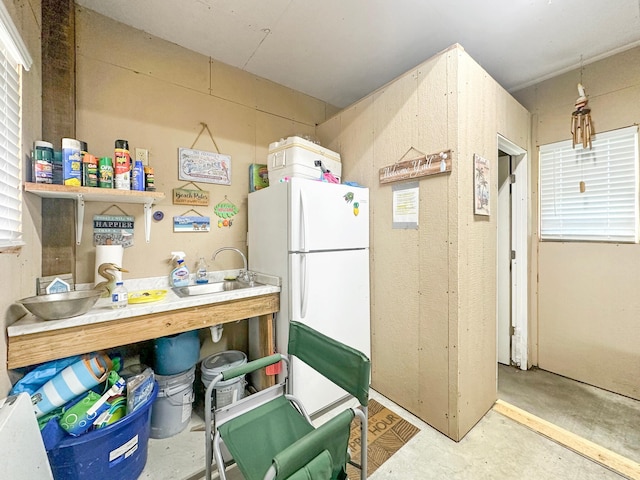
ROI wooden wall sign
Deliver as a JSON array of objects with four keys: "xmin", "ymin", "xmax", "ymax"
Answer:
[
  {"xmin": 379, "ymin": 149, "xmax": 452, "ymax": 184},
  {"xmin": 173, "ymin": 187, "xmax": 210, "ymax": 206}
]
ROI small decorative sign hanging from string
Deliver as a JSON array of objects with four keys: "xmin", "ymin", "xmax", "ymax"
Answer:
[
  {"xmin": 172, "ymin": 181, "xmax": 210, "ymax": 206},
  {"xmin": 93, "ymin": 205, "xmax": 134, "ymax": 247},
  {"xmin": 379, "ymin": 148, "xmax": 452, "ymax": 185},
  {"xmin": 178, "ymin": 122, "xmax": 232, "ymax": 185},
  {"xmin": 214, "ymin": 196, "xmax": 239, "ymax": 228},
  {"xmin": 173, "ymin": 208, "xmax": 211, "ymax": 232}
]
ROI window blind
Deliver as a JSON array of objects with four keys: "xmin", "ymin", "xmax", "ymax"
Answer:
[
  {"xmin": 0, "ymin": 41, "xmax": 22, "ymax": 249},
  {"xmin": 0, "ymin": 0, "xmax": 30, "ymax": 251},
  {"xmin": 539, "ymin": 125, "xmax": 639, "ymax": 242}
]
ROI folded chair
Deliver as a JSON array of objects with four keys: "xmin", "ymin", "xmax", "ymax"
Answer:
[{"xmin": 204, "ymin": 320, "xmax": 371, "ymax": 480}]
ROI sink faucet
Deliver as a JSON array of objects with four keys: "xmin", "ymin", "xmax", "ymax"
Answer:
[{"xmin": 212, "ymin": 247, "xmax": 249, "ymax": 282}]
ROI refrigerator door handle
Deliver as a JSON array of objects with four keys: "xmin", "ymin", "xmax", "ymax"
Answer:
[
  {"xmin": 300, "ymin": 253, "xmax": 308, "ymax": 319},
  {"xmin": 299, "ymin": 188, "xmax": 309, "ymax": 252}
]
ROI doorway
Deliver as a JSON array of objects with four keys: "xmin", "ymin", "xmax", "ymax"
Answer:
[{"xmin": 496, "ymin": 135, "xmax": 528, "ymax": 369}]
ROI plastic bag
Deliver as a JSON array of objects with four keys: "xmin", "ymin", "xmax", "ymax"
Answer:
[{"xmin": 9, "ymin": 355, "xmax": 81, "ymax": 396}]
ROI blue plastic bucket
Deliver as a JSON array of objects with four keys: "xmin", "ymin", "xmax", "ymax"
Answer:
[
  {"xmin": 153, "ymin": 330, "xmax": 200, "ymax": 375},
  {"xmin": 47, "ymin": 381, "xmax": 158, "ymax": 480}
]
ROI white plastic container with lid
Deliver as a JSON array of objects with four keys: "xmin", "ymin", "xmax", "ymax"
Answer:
[{"xmin": 267, "ymin": 136, "xmax": 342, "ymax": 183}]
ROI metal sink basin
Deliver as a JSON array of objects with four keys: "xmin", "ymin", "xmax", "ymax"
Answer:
[{"xmin": 174, "ymin": 280, "xmax": 258, "ymax": 297}]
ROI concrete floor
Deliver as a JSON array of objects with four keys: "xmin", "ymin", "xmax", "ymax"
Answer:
[
  {"xmin": 144, "ymin": 365, "xmax": 640, "ymax": 479},
  {"xmin": 368, "ymin": 365, "xmax": 640, "ymax": 479},
  {"xmin": 498, "ymin": 364, "xmax": 640, "ymax": 465}
]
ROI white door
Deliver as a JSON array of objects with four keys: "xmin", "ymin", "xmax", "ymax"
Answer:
[
  {"xmin": 497, "ymin": 135, "xmax": 528, "ymax": 370},
  {"xmin": 497, "ymin": 155, "xmax": 511, "ymax": 365},
  {"xmin": 289, "ymin": 248, "xmax": 370, "ymax": 415},
  {"xmin": 288, "ymin": 178, "xmax": 369, "ymax": 252}
]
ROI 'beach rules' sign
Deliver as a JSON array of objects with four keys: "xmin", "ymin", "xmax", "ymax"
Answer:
[{"xmin": 172, "ymin": 187, "xmax": 210, "ymax": 206}]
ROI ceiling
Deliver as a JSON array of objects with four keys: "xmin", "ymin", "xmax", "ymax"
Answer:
[{"xmin": 76, "ymin": 0, "xmax": 640, "ymax": 108}]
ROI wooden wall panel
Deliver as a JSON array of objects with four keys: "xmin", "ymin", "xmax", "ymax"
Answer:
[
  {"xmin": 455, "ymin": 53, "xmax": 499, "ymax": 439},
  {"xmin": 513, "ymin": 46, "xmax": 640, "ymax": 401},
  {"xmin": 416, "ymin": 53, "xmax": 455, "ymax": 436},
  {"xmin": 41, "ymin": 0, "xmax": 75, "ymax": 278},
  {"xmin": 72, "ymin": 8, "xmax": 334, "ymax": 283},
  {"xmin": 319, "ymin": 44, "xmax": 531, "ymax": 441}
]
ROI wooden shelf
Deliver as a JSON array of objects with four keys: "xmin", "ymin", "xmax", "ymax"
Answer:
[
  {"xmin": 24, "ymin": 182, "xmax": 164, "ymax": 204},
  {"xmin": 7, "ymin": 292, "xmax": 279, "ymax": 390},
  {"xmin": 24, "ymin": 182, "xmax": 165, "ymax": 244}
]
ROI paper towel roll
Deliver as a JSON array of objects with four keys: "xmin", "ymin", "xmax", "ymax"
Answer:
[{"xmin": 94, "ymin": 245, "xmax": 124, "ymax": 286}]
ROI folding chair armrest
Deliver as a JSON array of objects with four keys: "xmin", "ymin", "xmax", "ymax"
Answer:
[
  {"xmin": 269, "ymin": 409, "xmax": 355, "ymax": 480},
  {"xmin": 264, "ymin": 450, "xmax": 333, "ymax": 480},
  {"xmin": 222, "ymin": 353, "xmax": 286, "ymax": 381}
]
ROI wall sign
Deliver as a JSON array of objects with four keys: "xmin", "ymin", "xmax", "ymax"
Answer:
[
  {"xmin": 173, "ymin": 215, "xmax": 211, "ymax": 232},
  {"xmin": 380, "ymin": 149, "xmax": 452, "ymax": 184},
  {"xmin": 474, "ymin": 153, "xmax": 490, "ymax": 216},
  {"xmin": 178, "ymin": 147, "xmax": 231, "ymax": 185},
  {"xmin": 172, "ymin": 187, "xmax": 210, "ymax": 206},
  {"xmin": 93, "ymin": 214, "xmax": 134, "ymax": 247},
  {"xmin": 214, "ymin": 196, "xmax": 239, "ymax": 228}
]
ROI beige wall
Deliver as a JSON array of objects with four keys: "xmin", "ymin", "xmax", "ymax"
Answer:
[
  {"xmin": 1, "ymin": 5, "xmax": 338, "ymax": 396},
  {"xmin": 513, "ymin": 46, "xmax": 640, "ymax": 400},
  {"xmin": 318, "ymin": 45, "xmax": 530, "ymax": 440},
  {"xmin": 74, "ymin": 7, "xmax": 338, "ymax": 283},
  {"xmin": 0, "ymin": 0, "xmax": 43, "ymax": 395}
]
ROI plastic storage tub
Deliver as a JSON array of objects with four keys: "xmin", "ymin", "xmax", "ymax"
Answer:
[
  {"xmin": 267, "ymin": 136, "xmax": 342, "ymax": 183},
  {"xmin": 47, "ymin": 381, "xmax": 158, "ymax": 480},
  {"xmin": 201, "ymin": 350, "xmax": 247, "ymax": 409}
]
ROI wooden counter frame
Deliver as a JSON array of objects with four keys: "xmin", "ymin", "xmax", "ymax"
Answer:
[{"xmin": 8, "ymin": 292, "xmax": 279, "ymax": 387}]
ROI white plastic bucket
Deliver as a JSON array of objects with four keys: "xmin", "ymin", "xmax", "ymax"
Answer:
[
  {"xmin": 201, "ymin": 350, "xmax": 247, "ymax": 409},
  {"xmin": 150, "ymin": 366, "xmax": 195, "ymax": 439}
]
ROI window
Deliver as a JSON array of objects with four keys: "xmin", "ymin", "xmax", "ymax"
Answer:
[
  {"xmin": 0, "ymin": 2, "xmax": 31, "ymax": 251},
  {"xmin": 539, "ymin": 125, "xmax": 639, "ymax": 242}
]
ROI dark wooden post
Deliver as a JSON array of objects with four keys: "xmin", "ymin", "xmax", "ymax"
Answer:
[{"xmin": 41, "ymin": 0, "xmax": 76, "ymax": 278}]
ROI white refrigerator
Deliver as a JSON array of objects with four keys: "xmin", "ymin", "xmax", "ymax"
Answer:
[{"xmin": 248, "ymin": 177, "xmax": 370, "ymax": 416}]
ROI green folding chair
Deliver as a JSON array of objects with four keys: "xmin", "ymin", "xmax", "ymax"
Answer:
[{"xmin": 204, "ymin": 321, "xmax": 371, "ymax": 480}]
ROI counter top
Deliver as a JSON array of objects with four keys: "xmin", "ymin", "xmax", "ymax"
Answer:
[
  {"xmin": 7, "ymin": 271, "xmax": 281, "ymax": 370},
  {"xmin": 8, "ymin": 270, "xmax": 280, "ymax": 337}
]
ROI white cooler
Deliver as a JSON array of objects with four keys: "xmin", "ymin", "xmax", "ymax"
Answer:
[{"xmin": 267, "ymin": 136, "xmax": 342, "ymax": 183}]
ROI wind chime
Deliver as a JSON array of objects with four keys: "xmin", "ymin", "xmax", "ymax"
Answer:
[{"xmin": 571, "ymin": 83, "xmax": 593, "ymax": 149}]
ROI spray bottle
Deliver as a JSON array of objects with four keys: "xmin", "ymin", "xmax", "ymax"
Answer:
[{"xmin": 170, "ymin": 251, "xmax": 190, "ymax": 287}]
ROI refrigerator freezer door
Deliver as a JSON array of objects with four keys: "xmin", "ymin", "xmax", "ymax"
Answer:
[
  {"xmin": 0, "ymin": 393, "xmax": 54, "ymax": 479},
  {"xmin": 289, "ymin": 178, "xmax": 368, "ymax": 252},
  {"xmin": 289, "ymin": 249, "xmax": 370, "ymax": 415}
]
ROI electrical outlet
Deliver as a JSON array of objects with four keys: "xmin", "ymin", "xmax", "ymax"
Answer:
[{"xmin": 135, "ymin": 148, "xmax": 149, "ymax": 165}]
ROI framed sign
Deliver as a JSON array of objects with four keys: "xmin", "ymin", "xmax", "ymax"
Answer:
[
  {"xmin": 474, "ymin": 153, "xmax": 490, "ymax": 216},
  {"xmin": 178, "ymin": 147, "xmax": 231, "ymax": 185}
]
